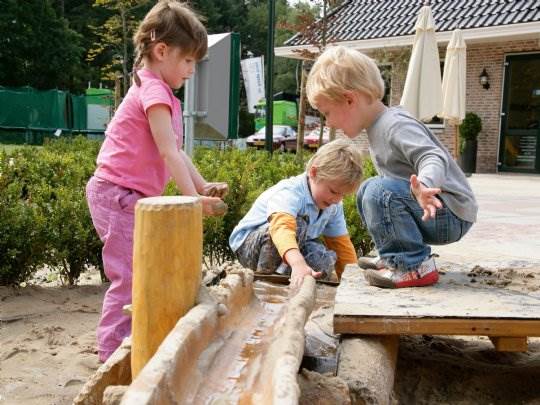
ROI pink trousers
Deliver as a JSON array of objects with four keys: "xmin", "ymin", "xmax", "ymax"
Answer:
[{"xmin": 86, "ymin": 176, "xmax": 144, "ymax": 362}]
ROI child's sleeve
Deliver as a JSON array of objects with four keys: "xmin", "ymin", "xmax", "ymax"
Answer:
[
  {"xmin": 322, "ymin": 203, "xmax": 357, "ymax": 278},
  {"xmin": 267, "ymin": 187, "xmax": 303, "ymax": 259},
  {"xmin": 323, "ymin": 235, "xmax": 357, "ymax": 279},
  {"xmin": 269, "ymin": 212, "xmax": 298, "ymax": 258},
  {"xmin": 140, "ymin": 80, "xmax": 174, "ymax": 115}
]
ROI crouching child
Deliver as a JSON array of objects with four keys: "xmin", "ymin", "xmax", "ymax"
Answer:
[{"xmin": 229, "ymin": 138, "xmax": 363, "ymax": 287}]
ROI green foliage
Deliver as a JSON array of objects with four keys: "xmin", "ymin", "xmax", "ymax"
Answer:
[
  {"xmin": 343, "ymin": 158, "xmax": 378, "ymax": 257},
  {"xmin": 1, "ymin": 137, "xmax": 374, "ymax": 284},
  {"xmin": 0, "ymin": 137, "xmax": 103, "ymax": 286},
  {"xmin": 459, "ymin": 112, "xmax": 482, "ymax": 141},
  {"xmin": 0, "ymin": 148, "xmax": 48, "ymax": 285},
  {"xmin": 238, "ymin": 106, "xmax": 255, "ymax": 138},
  {"xmin": 0, "ymin": 0, "xmax": 84, "ymax": 90}
]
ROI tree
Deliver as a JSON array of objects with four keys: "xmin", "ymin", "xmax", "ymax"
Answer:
[
  {"xmin": 280, "ymin": 0, "xmax": 344, "ymax": 152},
  {"xmin": 87, "ymin": 0, "xmax": 152, "ymax": 94},
  {"xmin": 0, "ymin": 0, "xmax": 84, "ymax": 90}
]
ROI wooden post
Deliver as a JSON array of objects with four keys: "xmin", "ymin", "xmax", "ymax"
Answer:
[
  {"xmin": 489, "ymin": 336, "xmax": 528, "ymax": 352},
  {"xmin": 131, "ymin": 196, "xmax": 202, "ymax": 379},
  {"xmin": 455, "ymin": 124, "xmax": 460, "ymax": 160},
  {"xmin": 338, "ymin": 335, "xmax": 399, "ymax": 405},
  {"xmin": 296, "ymin": 62, "xmax": 307, "ymax": 162}
]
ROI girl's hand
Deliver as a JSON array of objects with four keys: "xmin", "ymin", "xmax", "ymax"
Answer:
[
  {"xmin": 200, "ymin": 196, "xmax": 227, "ymax": 216},
  {"xmin": 290, "ymin": 263, "xmax": 322, "ymax": 289},
  {"xmin": 201, "ymin": 182, "xmax": 229, "ymax": 199},
  {"xmin": 410, "ymin": 174, "xmax": 442, "ymax": 221}
]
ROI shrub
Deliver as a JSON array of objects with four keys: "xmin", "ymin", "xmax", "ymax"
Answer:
[
  {"xmin": 459, "ymin": 112, "xmax": 482, "ymax": 141},
  {"xmin": 0, "ymin": 137, "xmax": 375, "ymax": 285},
  {"xmin": 0, "ymin": 147, "xmax": 48, "ymax": 285},
  {"xmin": 0, "ymin": 137, "xmax": 103, "ymax": 285}
]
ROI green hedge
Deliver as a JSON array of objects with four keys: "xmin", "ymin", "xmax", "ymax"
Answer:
[
  {"xmin": 0, "ymin": 137, "xmax": 102, "ymax": 285},
  {"xmin": 0, "ymin": 138, "xmax": 374, "ymax": 286}
]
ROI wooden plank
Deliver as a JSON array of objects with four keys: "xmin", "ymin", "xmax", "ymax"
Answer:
[
  {"xmin": 489, "ymin": 336, "xmax": 529, "ymax": 352},
  {"xmin": 334, "ymin": 317, "xmax": 540, "ymax": 336},
  {"xmin": 334, "ymin": 265, "xmax": 540, "ymax": 319},
  {"xmin": 254, "ymin": 274, "xmax": 339, "ymax": 286}
]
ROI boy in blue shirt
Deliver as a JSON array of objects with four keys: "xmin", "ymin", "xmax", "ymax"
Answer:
[{"xmin": 229, "ymin": 139, "xmax": 363, "ymax": 287}]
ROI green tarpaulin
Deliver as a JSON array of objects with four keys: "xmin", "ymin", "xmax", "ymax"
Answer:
[{"xmin": 0, "ymin": 86, "xmax": 97, "ymax": 145}]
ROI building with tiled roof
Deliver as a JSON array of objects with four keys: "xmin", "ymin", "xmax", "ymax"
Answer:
[{"xmin": 276, "ymin": 0, "xmax": 540, "ymax": 174}]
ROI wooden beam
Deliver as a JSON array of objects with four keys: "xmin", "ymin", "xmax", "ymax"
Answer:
[
  {"xmin": 489, "ymin": 336, "xmax": 528, "ymax": 352},
  {"xmin": 254, "ymin": 273, "xmax": 339, "ymax": 286},
  {"xmin": 334, "ymin": 316, "xmax": 540, "ymax": 337},
  {"xmin": 131, "ymin": 196, "xmax": 202, "ymax": 379}
]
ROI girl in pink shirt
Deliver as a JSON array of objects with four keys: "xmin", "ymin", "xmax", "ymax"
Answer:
[{"xmin": 85, "ymin": 1, "xmax": 227, "ymax": 362}]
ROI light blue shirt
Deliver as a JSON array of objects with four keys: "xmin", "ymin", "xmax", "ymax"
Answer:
[{"xmin": 229, "ymin": 173, "xmax": 349, "ymax": 252}]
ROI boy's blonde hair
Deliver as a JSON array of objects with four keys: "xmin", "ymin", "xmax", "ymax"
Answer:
[
  {"xmin": 132, "ymin": 1, "xmax": 207, "ymax": 86},
  {"xmin": 306, "ymin": 46, "xmax": 384, "ymax": 107},
  {"xmin": 306, "ymin": 138, "xmax": 363, "ymax": 187}
]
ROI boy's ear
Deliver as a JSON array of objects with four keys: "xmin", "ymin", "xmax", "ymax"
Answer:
[
  {"xmin": 343, "ymin": 90, "xmax": 356, "ymax": 106},
  {"xmin": 308, "ymin": 165, "xmax": 317, "ymax": 179}
]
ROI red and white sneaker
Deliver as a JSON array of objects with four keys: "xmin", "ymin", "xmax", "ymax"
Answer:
[
  {"xmin": 357, "ymin": 255, "xmax": 387, "ymax": 270},
  {"xmin": 364, "ymin": 256, "xmax": 439, "ymax": 288}
]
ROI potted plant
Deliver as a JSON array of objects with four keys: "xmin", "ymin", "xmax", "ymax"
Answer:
[{"xmin": 459, "ymin": 112, "xmax": 482, "ymax": 174}]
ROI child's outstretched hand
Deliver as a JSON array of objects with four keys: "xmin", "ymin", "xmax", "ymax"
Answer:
[
  {"xmin": 202, "ymin": 182, "xmax": 229, "ymax": 199},
  {"xmin": 200, "ymin": 196, "xmax": 227, "ymax": 216},
  {"xmin": 410, "ymin": 174, "xmax": 442, "ymax": 221},
  {"xmin": 290, "ymin": 263, "xmax": 322, "ymax": 290}
]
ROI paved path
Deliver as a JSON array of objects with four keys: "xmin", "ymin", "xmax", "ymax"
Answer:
[{"xmin": 433, "ymin": 173, "xmax": 540, "ymax": 267}]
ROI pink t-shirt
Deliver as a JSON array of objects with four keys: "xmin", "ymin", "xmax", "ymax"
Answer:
[{"xmin": 95, "ymin": 69, "xmax": 183, "ymax": 196}]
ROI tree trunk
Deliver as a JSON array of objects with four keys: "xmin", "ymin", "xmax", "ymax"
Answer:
[
  {"xmin": 121, "ymin": 7, "xmax": 129, "ymax": 96},
  {"xmin": 329, "ymin": 127, "xmax": 336, "ymax": 142},
  {"xmin": 318, "ymin": 116, "xmax": 326, "ymax": 146},
  {"xmin": 296, "ymin": 62, "xmax": 307, "ymax": 162}
]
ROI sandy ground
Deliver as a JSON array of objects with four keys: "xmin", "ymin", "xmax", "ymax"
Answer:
[
  {"xmin": 1, "ymin": 263, "xmax": 539, "ymax": 404},
  {"xmin": 0, "ymin": 267, "xmax": 104, "ymax": 404}
]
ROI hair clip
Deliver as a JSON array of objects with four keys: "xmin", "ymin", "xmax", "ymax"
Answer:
[{"xmin": 150, "ymin": 29, "xmax": 156, "ymax": 41}]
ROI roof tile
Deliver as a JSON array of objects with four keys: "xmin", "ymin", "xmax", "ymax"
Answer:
[{"xmin": 286, "ymin": 0, "xmax": 540, "ymax": 46}]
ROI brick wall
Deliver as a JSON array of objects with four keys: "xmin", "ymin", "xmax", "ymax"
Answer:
[{"xmin": 374, "ymin": 39, "xmax": 540, "ymax": 173}]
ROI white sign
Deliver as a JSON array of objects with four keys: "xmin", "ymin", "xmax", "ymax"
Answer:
[{"xmin": 241, "ymin": 56, "xmax": 265, "ymax": 113}]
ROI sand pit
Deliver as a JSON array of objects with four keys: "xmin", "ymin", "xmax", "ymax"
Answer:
[{"xmin": 1, "ymin": 263, "xmax": 540, "ymax": 404}]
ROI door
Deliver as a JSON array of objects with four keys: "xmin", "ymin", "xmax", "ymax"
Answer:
[{"xmin": 498, "ymin": 54, "xmax": 540, "ymax": 173}]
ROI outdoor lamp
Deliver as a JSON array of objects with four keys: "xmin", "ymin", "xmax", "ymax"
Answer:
[{"xmin": 479, "ymin": 68, "xmax": 490, "ymax": 90}]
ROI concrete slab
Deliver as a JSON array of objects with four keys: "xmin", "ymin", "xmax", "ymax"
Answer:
[{"xmin": 432, "ymin": 173, "xmax": 540, "ymax": 266}]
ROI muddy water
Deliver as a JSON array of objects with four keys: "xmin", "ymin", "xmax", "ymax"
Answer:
[{"xmin": 189, "ymin": 281, "xmax": 290, "ymax": 404}]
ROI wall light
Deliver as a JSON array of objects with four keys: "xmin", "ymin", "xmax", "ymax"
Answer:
[{"xmin": 479, "ymin": 68, "xmax": 490, "ymax": 90}]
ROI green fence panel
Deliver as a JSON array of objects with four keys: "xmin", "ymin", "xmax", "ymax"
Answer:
[
  {"xmin": 71, "ymin": 94, "xmax": 87, "ymax": 131},
  {"xmin": 0, "ymin": 86, "xmax": 69, "ymax": 129}
]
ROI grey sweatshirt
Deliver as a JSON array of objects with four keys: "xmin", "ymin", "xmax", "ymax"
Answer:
[{"xmin": 366, "ymin": 106, "xmax": 478, "ymax": 223}]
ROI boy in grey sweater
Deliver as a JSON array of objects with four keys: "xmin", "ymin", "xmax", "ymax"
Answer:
[{"xmin": 306, "ymin": 46, "xmax": 477, "ymax": 288}]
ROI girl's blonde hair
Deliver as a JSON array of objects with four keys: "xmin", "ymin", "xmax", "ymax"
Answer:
[
  {"xmin": 306, "ymin": 46, "xmax": 384, "ymax": 107},
  {"xmin": 132, "ymin": 1, "xmax": 207, "ymax": 86},
  {"xmin": 306, "ymin": 138, "xmax": 363, "ymax": 187}
]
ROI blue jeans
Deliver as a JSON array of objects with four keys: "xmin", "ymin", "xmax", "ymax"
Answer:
[{"xmin": 356, "ymin": 176, "xmax": 473, "ymax": 271}]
